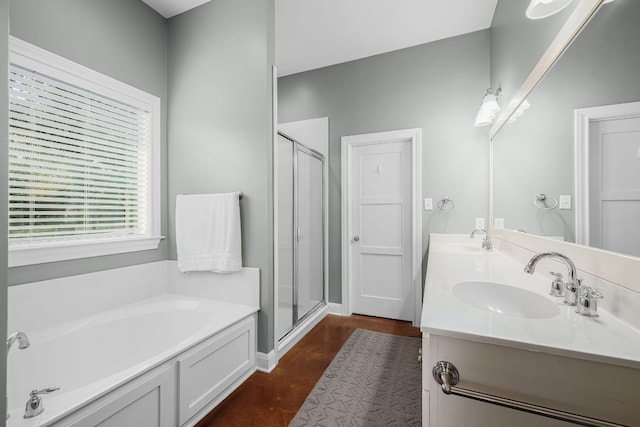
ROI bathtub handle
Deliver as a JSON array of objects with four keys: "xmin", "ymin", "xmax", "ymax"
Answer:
[
  {"xmin": 24, "ymin": 387, "xmax": 60, "ymax": 419},
  {"xmin": 33, "ymin": 387, "xmax": 60, "ymax": 395}
]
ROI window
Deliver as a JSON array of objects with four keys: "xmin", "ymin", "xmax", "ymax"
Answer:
[{"xmin": 8, "ymin": 37, "xmax": 162, "ymax": 266}]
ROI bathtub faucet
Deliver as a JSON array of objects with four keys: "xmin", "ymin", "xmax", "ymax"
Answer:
[
  {"xmin": 24, "ymin": 387, "xmax": 60, "ymax": 419},
  {"xmin": 6, "ymin": 331, "xmax": 30, "ymax": 354},
  {"xmin": 6, "ymin": 332, "xmax": 30, "ymax": 420},
  {"xmin": 524, "ymin": 252, "xmax": 581, "ymax": 305}
]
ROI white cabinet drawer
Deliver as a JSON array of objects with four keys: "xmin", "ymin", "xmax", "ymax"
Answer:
[{"xmin": 178, "ymin": 315, "xmax": 256, "ymax": 426}]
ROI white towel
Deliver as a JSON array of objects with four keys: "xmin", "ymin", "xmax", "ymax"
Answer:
[{"xmin": 175, "ymin": 193, "xmax": 242, "ymax": 273}]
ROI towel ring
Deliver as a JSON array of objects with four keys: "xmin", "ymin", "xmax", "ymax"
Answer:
[
  {"xmin": 438, "ymin": 197, "xmax": 455, "ymax": 211},
  {"xmin": 533, "ymin": 194, "xmax": 557, "ymax": 210}
]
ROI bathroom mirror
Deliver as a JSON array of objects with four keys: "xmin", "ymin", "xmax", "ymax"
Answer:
[
  {"xmin": 491, "ymin": 0, "xmax": 640, "ymax": 257},
  {"xmin": 489, "ymin": 0, "xmax": 586, "ymax": 123}
]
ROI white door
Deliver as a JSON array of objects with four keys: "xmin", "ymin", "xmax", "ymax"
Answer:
[
  {"xmin": 347, "ymin": 138, "xmax": 413, "ymax": 321},
  {"xmin": 589, "ymin": 117, "xmax": 640, "ymax": 257}
]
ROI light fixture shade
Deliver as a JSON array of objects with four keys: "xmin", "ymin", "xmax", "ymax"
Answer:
[
  {"xmin": 526, "ymin": 0, "xmax": 573, "ymax": 19},
  {"xmin": 474, "ymin": 93, "xmax": 501, "ymax": 127},
  {"xmin": 507, "ymin": 100, "xmax": 531, "ymax": 123}
]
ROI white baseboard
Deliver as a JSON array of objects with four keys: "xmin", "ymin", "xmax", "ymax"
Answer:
[
  {"xmin": 277, "ymin": 304, "xmax": 329, "ymax": 359},
  {"xmin": 328, "ymin": 302, "xmax": 343, "ymax": 315},
  {"xmin": 256, "ymin": 350, "xmax": 277, "ymax": 373},
  {"xmin": 259, "ymin": 304, "xmax": 334, "ymax": 373}
]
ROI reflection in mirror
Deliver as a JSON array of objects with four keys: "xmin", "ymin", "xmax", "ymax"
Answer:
[
  {"xmin": 491, "ymin": 0, "xmax": 640, "ymax": 257},
  {"xmin": 489, "ymin": 0, "xmax": 584, "ymax": 121}
]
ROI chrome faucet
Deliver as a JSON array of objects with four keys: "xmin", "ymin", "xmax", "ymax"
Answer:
[
  {"xmin": 469, "ymin": 228, "xmax": 487, "ymax": 238},
  {"xmin": 524, "ymin": 252, "xmax": 581, "ymax": 305},
  {"xmin": 576, "ymin": 286, "xmax": 603, "ymax": 317},
  {"xmin": 7, "ymin": 332, "xmax": 30, "ymax": 354},
  {"xmin": 469, "ymin": 229, "xmax": 492, "ymax": 251},
  {"xmin": 23, "ymin": 388, "xmax": 60, "ymax": 419},
  {"xmin": 6, "ymin": 332, "xmax": 30, "ymax": 420}
]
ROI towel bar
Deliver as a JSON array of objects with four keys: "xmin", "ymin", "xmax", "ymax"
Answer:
[
  {"xmin": 533, "ymin": 193, "xmax": 557, "ymax": 210},
  {"xmin": 180, "ymin": 192, "xmax": 243, "ymax": 200},
  {"xmin": 432, "ymin": 361, "xmax": 628, "ymax": 427},
  {"xmin": 437, "ymin": 197, "xmax": 454, "ymax": 210}
]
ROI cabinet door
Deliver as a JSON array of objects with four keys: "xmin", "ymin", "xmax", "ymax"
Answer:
[
  {"xmin": 430, "ymin": 335, "xmax": 640, "ymax": 427},
  {"xmin": 178, "ymin": 315, "xmax": 256, "ymax": 426},
  {"xmin": 51, "ymin": 365, "xmax": 174, "ymax": 427}
]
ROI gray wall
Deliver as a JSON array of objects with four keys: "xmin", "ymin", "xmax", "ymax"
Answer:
[
  {"xmin": 278, "ymin": 30, "xmax": 491, "ymax": 303},
  {"xmin": 491, "ymin": 0, "xmax": 640, "ymax": 240},
  {"xmin": 167, "ymin": 0, "xmax": 275, "ymax": 353},
  {"xmin": 1, "ymin": 0, "xmax": 8, "ymax": 419},
  {"xmin": 490, "ymin": 0, "xmax": 578, "ymax": 102},
  {"xmin": 7, "ymin": 0, "xmax": 277, "ymax": 355},
  {"xmin": 8, "ymin": 0, "xmax": 169, "ymax": 285}
]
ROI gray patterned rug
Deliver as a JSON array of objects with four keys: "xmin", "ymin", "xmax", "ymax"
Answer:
[{"xmin": 289, "ymin": 328, "xmax": 421, "ymax": 427}]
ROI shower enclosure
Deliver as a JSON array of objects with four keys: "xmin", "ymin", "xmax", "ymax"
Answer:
[{"xmin": 277, "ymin": 132, "xmax": 325, "ymax": 341}]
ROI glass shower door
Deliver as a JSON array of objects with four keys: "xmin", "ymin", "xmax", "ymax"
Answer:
[
  {"xmin": 295, "ymin": 148, "xmax": 324, "ymax": 321},
  {"xmin": 277, "ymin": 132, "xmax": 325, "ymax": 342}
]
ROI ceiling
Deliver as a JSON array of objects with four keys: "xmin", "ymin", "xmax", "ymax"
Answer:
[
  {"xmin": 141, "ymin": 0, "xmax": 498, "ymax": 77},
  {"xmin": 140, "ymin": 0, "xmax": 210, "ymax": 19}
]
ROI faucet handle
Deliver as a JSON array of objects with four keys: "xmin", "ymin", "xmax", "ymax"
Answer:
[
  {"xmin": 576, "ymin": 286, "xmax": 603, "ymax": 317},
  {"xmin": 579, "ymin": 286, "xmax": 603, "ymax": 300},
  {"xmin": 31, "ymin": 388, "xmax": 59, "ymax": 396},
  {"xmin": 548, "ymin": 271, "xmax": 565, "ymax": 297},
  {"xmin": 24, "ymin": 387, "xmax": 59, "ymax": 419}
]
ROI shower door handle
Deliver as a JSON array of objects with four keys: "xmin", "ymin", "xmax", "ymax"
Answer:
[
  {"xmin": 353, "ymin": 235, "xmax": 360, "ymax": 242},
  {"xmin": 297, "ymin": 228, "xmax": 302, "ymax": 242}
]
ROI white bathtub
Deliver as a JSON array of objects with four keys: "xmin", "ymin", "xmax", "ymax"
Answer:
[{"xmin": 7, "ymin": 293, "xmax": 258, "ymax": 426}]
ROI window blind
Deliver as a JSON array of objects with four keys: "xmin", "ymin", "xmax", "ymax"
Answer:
[{"xmin": 8, "ymin": 64, "xmax": 151, "ymax": 245}]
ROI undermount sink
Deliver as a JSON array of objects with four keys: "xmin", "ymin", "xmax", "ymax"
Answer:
[{"xmin": 453, "ymin": 281, "xmax": 560, "ymax": 319}]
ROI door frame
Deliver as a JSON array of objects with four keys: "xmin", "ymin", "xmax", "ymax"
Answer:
[
  {"xmin": 575, "ymin": 101, "xmax": 640, "ymax": 246},
  {"xmin": 341, "ymin": 128, "xmax": 422, "ymax": 326}
]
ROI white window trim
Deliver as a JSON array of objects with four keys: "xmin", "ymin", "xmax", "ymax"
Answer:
[{"xmin": 8, "ymin": 37, "xmax": 163, "ymax": 267}]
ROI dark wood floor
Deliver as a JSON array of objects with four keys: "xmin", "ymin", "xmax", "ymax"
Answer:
[{"xmin": 196, "ymin": 314, "xmax": 421, "ymax": 427}]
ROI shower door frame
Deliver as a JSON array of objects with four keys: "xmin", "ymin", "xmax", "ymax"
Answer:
[{"xmin": 277, "ymin": 131, "xmax": 327, "ymax": 344}]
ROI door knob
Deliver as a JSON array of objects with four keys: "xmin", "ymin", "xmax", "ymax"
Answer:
[{"xmin": 353, "ymin": 235, "xmax": 360, "ymax": 242}]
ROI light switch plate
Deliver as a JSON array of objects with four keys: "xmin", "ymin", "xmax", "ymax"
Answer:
[
  {"xmin": 424, "ymin": 198, "xmax": 433, "ymax": 211},
  {"xmin": 494, "ymin": 218, "xmax": 505, "ymax": 228},
  {"xmin": 559, "ymin": 195, "xmax": 572, "ymax": 210},
  {"xmin": 475, "ymin": 218, "xmax": 485, "ymax": 230}
]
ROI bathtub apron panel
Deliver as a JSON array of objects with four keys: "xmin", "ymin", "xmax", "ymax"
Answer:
[
  {"xmin": 178, "ymin": 316, "xmax": 256, "ymax": 426},
  {"xmin": 50, "ymin": 365, "xmax": 174, "ymax": 427}
]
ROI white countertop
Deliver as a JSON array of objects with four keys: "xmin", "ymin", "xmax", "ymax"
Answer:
[{"xmin": 421, "ymin": 234, "xmax": 640, "ymax": 369}]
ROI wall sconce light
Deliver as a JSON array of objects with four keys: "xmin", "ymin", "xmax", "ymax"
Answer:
[
  {"xmin": 526, "ymin": 0, "xmax": 573, "ymax": 20},
  {"xmin": 474, "ymin": 88, "xmax": 502, "ymax": 127}
]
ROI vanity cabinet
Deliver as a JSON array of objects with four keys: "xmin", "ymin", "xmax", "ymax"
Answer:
[{"xmin": 424, "ymin": 334, "xmax": 640, "ymax": 427}]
